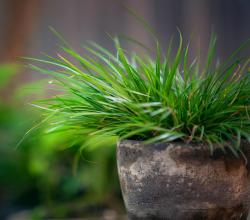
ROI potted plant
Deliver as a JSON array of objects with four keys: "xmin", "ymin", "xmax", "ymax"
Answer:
[{"xmin": 27, "ymin": 32, "xmax": 250, "ymax": 219}]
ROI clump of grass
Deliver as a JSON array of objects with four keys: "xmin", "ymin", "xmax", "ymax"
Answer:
[{"xmin": 27, "ymin": 32, "xmax": 250, "ymax": 155}]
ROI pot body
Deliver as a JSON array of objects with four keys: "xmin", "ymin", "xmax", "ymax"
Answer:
[{"xmin": 117, "ymin": 140, "xmax": 250, "ymax": 220}]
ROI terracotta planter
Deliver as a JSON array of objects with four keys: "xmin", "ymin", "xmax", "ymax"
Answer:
[{"xmin": 117, "ymin": 140, "xmax": 250, "ymax": 220}]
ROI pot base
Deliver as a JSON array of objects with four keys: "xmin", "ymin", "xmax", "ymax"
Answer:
[{"xmin": 128, "ymin": 205, "xmax": 248, "ymax": 220}]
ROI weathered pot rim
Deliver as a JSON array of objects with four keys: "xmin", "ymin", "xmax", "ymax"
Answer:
[
  {"xmin": 118, "ymin": 139, "xmax": 249, "ymax": 155},
  {"xmin": 117, "ymin": 139, "xmax": 250, "ymax": 149},
  {"xmin": 119, "ymin": 139, "xmax": 207, "ymax": 147}
]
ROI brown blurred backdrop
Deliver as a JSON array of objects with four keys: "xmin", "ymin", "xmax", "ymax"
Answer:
[{"xmin": 0, "ymin": 0, "xmax": 250, "ymax": 73}]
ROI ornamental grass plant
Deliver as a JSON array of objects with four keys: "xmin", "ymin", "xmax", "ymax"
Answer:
[{"xmin": 26, "ymin": 31, "xmax": 250, "ymax": 156}]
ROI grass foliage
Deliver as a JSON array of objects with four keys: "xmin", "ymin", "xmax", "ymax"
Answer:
[{"xmin": 27, "ymin": 32, "xmax": 250, "ymax": 155}]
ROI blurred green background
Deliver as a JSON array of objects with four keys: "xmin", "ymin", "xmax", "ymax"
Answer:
[{"xmin": 0, "ymin": 65, "xmax": 124, "ymax": 219}]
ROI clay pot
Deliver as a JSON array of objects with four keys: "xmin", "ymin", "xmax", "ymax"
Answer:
[{"xmin": 117, "ymin": 140, "xmax": 250, "ymax": 220}]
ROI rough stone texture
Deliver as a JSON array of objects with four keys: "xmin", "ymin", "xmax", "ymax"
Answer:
[{"xmin": 117, "ymin": 140, "xmax": 250, "ymax": 220}]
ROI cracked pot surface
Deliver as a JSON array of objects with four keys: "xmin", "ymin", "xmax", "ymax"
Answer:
[{"xmin": 117, "ymin": 140, "xmax": 250, "ymax": 220}]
